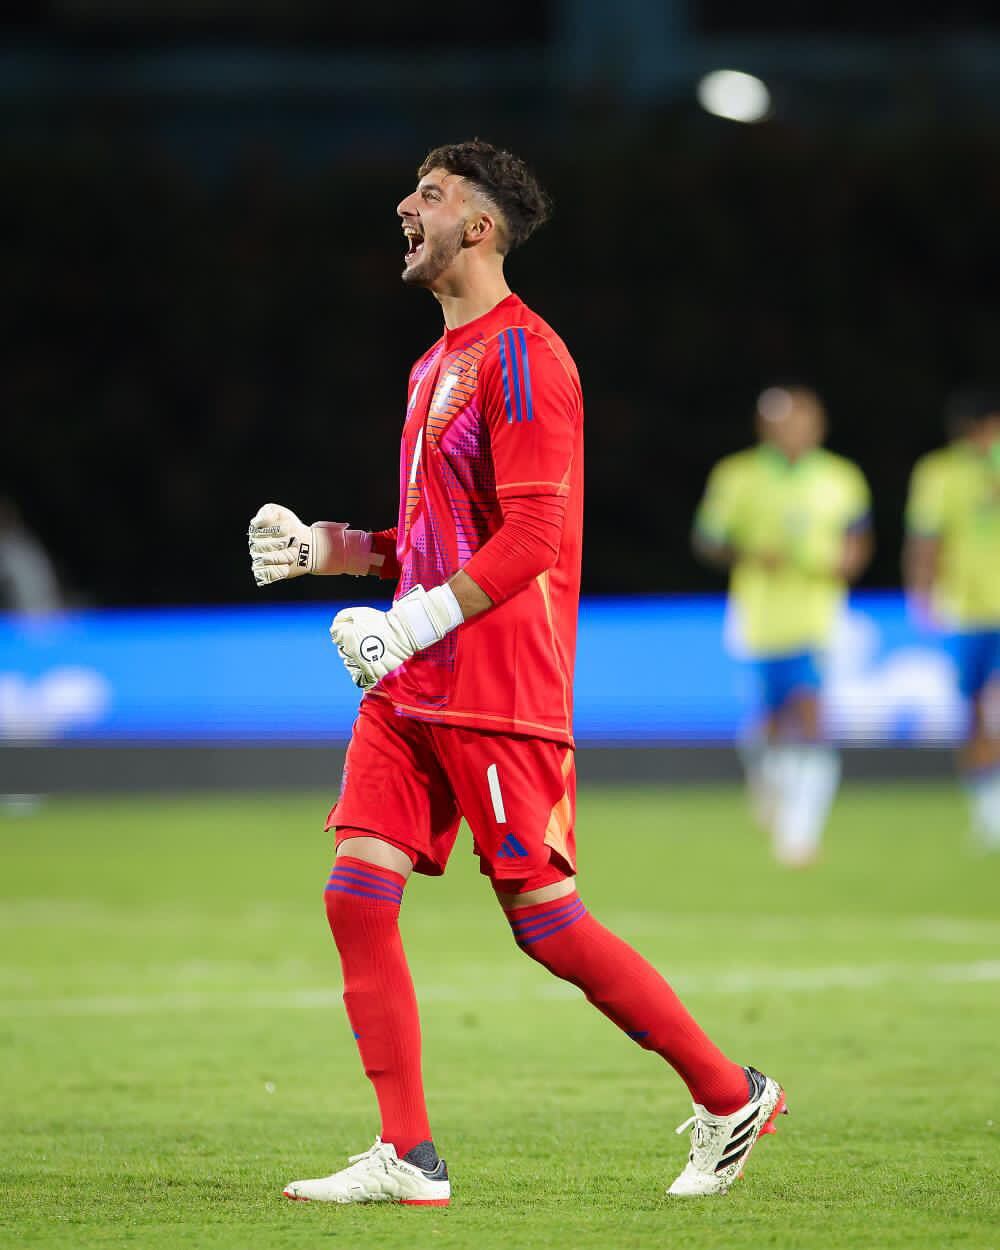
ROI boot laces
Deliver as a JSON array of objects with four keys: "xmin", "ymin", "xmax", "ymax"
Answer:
[
  {"xmin": 346, "ymin": 1138, "xmax": 392, "ymax": 1174},
  {"xmin": 674, "ymin": 1111, "xmax": 728, "ymax": 1156}
]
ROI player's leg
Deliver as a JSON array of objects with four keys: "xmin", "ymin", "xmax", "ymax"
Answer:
[
  {"xmin": 500, "ymin": 886, "xmax": 786, "ymax": 1196},
  {"xmin": 738, "ymin": 705, "xmax": 780, "ymax": 833},
  {"xmin": 742, "ymin": 657, "xmax": 796, "ymax": 835},
  {"xmin": 324, "ymin": 834, "xmax": 428, "ymax": 1157},
  {"xmin": 955, "ymin": 631, "xmax": 1000, "ymax": 848},
  {"xmin": 283, "ymin": 699, "xmax": 458, "ymax": 1205},
  {"xmin": 438, "ymin": 726, "xmax": 785, "ymax": 1195},
  {"xmin": 765, "ymin": 654, "xmax": 840, "ymax": 866},
  {"xmin": 498, "ymin": 878, "xmax": 753, "ymax": 1113}
]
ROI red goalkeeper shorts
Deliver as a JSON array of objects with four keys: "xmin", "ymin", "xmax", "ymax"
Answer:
[{"xmin": 326, "ymin": 694, "xmax": 577, "ymax": 888}]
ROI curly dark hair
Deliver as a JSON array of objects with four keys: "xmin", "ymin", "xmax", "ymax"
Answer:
[{"xmin": 417, "ymin": 138, "xmax": 552, "ymax": 254}]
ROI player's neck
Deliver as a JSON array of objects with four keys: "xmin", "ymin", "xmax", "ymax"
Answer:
[
  {"xmin": 763, "ymin": 443, "xmax": 816, "ymax": 466},
  {"xmin": 431, "ymin": 264, "xmax": 511, "ymax": 331},
  {"xmin": 962, "ymin": 431, "xmax": 996, "ymax": 457}
]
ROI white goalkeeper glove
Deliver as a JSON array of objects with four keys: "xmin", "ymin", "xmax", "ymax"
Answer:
[
  {"xmin": 248, "ymin": 503, "xmax": 381, "ymax": 587},
  {"xmin": 329, "ymin": 584, "xmax": 464, "ymax": 691}
]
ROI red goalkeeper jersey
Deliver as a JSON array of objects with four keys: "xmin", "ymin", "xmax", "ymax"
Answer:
[{"xmin": 368, "ymin": 293, "xmax": 583, "ymax": 746}]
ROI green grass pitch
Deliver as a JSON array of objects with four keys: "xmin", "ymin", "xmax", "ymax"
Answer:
[{"xmin": 1, "ymin": 781, "xmax": 998, "ymax": 1249}]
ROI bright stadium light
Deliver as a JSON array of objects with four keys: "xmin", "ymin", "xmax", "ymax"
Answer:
[{"xmin": 697, "ymin": 70, "xmax": 771, "ymax": 124}]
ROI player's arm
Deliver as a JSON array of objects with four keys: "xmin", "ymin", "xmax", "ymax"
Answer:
[
  {"xmin": 369, "ymin": 528, "xmax": 402, "ymax": 581},
  {"xmin": 788, "ymin": 465, "xmax": 873, "ymax": 582},
  {"xmin": 247, "ymin": 504, "xmax": 392, "ymax": 587},
  {"xmin": 692, "ymin": 460, "xmax": 750, "ymax": 571},
  {"xmin": 832, "ymin": 463, "xmax": 875, "ymax": 582},
  {"xmin": 447, "ymin": 567, "xmax": 493, "ymax": 618},
  {"xmin": 838, "ymin": 519, "xmax": 874, "ymax": 582},
  {"xmin": 903, "ymin": 532, "xmax": 940, "ymax": 599},
  {"xmin": 903, "ymin": 530, "xmax": 942, "ymax": 633},
  {"xmin": 692, "ymin": 529, "xmax": 736, "ymax": 571},
  {"xmin": 331, "ymin": 331, "xmax": 577, "ymax": 689},
  {"xmin": 902, "ymin": 456, "xmax": 944, "ymax": 622}
]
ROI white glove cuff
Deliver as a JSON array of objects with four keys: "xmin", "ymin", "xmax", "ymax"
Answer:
[
  {"xmin": 310, "ymin": 523, "xmax": 378, "ymax": 576},
  {"xmin": 426, "ymin": 583, "xmax": 465, "ymax": 633},
  {"xmin": 394, "ymin": 583, "xmax": 465, "ymax": 650}
]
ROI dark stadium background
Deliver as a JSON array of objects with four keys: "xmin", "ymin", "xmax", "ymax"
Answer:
[{"xmin": 5, "ymin": 1, "xmax": 1000, "ymax": 608}]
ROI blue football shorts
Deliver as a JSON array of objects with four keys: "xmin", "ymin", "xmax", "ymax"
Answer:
[
  {"xmin": 752, "ymin": 651, "xmax": 823, "ymax": 714},
  {"xmin": 947, "ymin": 629, "xmax": 1000, "ymax": 701}
]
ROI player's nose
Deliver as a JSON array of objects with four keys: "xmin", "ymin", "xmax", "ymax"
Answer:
[{"xmin": 397, "ymin": 191, "xmax": 419, "ymax": 218}]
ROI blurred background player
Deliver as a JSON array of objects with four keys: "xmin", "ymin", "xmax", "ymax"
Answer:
[
  {"xmin": 904, "ymin": 388, "xmax": 1000, "ymax": 849},
  {"xmin": 0, "ymin": 495, "xmax": 63, "ymax": 617},
  {"xmin": 0, "ymin": 495, "xmax": 64, "ymax": 813},
  {"xmin": 693, "ymin": 386, "xmax": 873, "ymax": 866},
  {"xmin": 249, "ymin": 140, "xmax": 785, "ymax": 1206}
]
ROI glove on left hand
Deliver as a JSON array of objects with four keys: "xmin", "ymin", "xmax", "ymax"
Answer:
[{"xmin": 330, "ymin": 584, "xmax": 464, "ymax": 691}]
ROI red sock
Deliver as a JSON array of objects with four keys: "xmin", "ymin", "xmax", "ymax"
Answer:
[
  {"xmin": 325, "ymin": 857, "xmax": 431, "ymax": 1157},
  {"xmin": 507, "ymin": 893, "xmax": 749, "ymax": 1114}
]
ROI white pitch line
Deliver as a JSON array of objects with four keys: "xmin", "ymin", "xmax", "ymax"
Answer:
[{"xmin": 2, "ymin": 961, "xmax": 999, "ymax": 1018}]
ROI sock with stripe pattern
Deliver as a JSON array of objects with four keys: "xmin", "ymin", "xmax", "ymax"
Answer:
[
  {"xmin": 324, "ymin": 856, "xmax": 432, "ymax": 1158},
  {"xmin": 507, "ymin": 892, "xmax": 750, "ymax": 1115}
]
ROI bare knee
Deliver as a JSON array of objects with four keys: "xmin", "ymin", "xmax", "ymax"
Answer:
[
  {"xmin": 336, "ymin": 834, "xmax": 415, "ymax": 878},
  {"xmin": 495, "ymin": 874, "xmax": 577, "ymax": 914},
  {"xmin": 324, "ymin": 833, "xmax": 412, "ymax": 943}
]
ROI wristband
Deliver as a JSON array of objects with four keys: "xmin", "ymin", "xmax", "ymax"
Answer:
[
  {"xmin": 394, "ymin": 583, "xmax": 465, "ymax": 649},
  {"xmin": 310, "ymin": 523, "xmax": 379, "ymax": 576}
]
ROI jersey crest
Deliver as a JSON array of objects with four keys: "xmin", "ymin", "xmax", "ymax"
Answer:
[{"xmin": 426, "ymin": 340, "xmax": 486, "ymax": 447}]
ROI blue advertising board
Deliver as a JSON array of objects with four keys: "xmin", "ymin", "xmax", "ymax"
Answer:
[{"xmin": 0, "ymin": 594, "xmax": 967, "ymax": 745}]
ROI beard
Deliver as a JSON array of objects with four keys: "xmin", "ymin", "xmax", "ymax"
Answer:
[{"xmin": 401, "ymin": 221, "xmax": 466, "ymax": 287}]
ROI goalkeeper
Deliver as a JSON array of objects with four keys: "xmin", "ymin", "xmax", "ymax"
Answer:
[{"xmin": 248, "ymin": 139, "xmax": 786, "ymax": 1208}]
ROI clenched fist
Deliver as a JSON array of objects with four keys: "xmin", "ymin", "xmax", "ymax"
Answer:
[{"xmin": 248, "ymin": 503, "xmax": 375, "ymax": 587}]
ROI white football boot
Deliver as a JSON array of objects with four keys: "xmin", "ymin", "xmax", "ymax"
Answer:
[
  {"xmin": 668, "ymin": 1066, "xmax": 787, "ymax": 1197},
  {"xmin": 283, "ymin": 1138, "xmax": 450, "ymax": 1206}
]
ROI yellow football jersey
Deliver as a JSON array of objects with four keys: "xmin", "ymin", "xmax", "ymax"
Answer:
[
  {"xmin": 905, "ymin": 442, "xmax": 1000, "ymax": 627},
  {"xmin": 695, "ymin": 445, "xmax": 871, "ymax": 655}
]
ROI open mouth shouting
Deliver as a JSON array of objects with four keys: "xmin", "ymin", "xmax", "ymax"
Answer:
[{"xmin": 403, "ymin": 223, "xmax": 425, "ymax": 266}]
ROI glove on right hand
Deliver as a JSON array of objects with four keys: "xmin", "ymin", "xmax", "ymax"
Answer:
[{"xmin": 248, "ymin": 503, "xmax": 374, "ymax": 586}]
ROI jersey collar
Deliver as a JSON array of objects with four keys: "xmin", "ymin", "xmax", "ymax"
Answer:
[
  {"xmin": 442, "ymin": 293, "xmax": 523, "ymax": 352},
  {"xmin": 757, "ymin": 443, "xmax": 820, "ymax": 472}
]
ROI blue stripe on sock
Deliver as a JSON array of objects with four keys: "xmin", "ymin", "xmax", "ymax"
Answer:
[
  {"xmin": 326, "ymin": 884, "xmax": 403, "ymax": 908},
  {"xmin": 332, "ymin": 862, "xmax": 404, "ymax": 886},
  {"xmin": 329, "ymin": 864, "xmax": 404, "ymax": 888},
  {"xmin": 324, "ymin": 883, "xmax": 403, "ymax": 906},
  {"xmin": 507, "ymin": 910, "xmax": 585, "ymax": 940},
  {"xmin": 329, "ymin": 868, "xmax": 403, "ymax": 899},
  {"xmin": 509, "ymin": 895, "xmax": 583, "ymax": 935},
  {"xmin": 508, "ymin": 893, "xmax": 581, "ymax": 923},
  {"xmin": 511, "ymin": 901, "xmax": 587, "ymax": 942},
  {"xmin": 517, "ymin": 906, "xmax": 588, "ymax": 946},
  {"xmin": 325, "ymin": 865, "xmax": 400, "ymax": 895}
]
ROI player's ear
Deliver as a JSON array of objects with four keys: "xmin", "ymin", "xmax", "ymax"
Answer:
[{"xmin": 463, "ymin": 212, "xmax": 496, "ymax": 248}]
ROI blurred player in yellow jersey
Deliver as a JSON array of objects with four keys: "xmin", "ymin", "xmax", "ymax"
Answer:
[
  {"xmin": 693, "ymin": 386, "xmax": 873, "ymax": 866},
  {"xmin": 904, "ymin": 388, "xmax": 1000, "ymax": 849}
]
